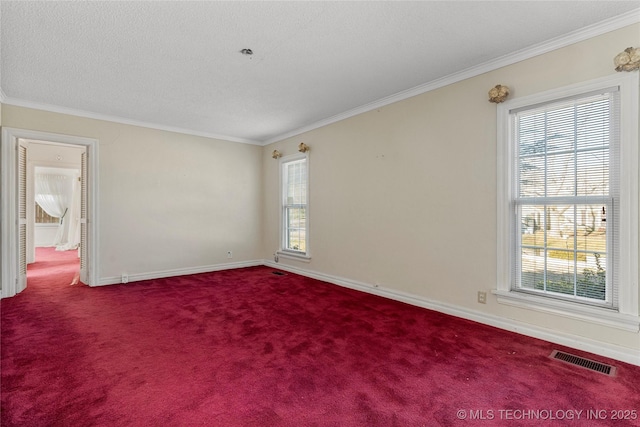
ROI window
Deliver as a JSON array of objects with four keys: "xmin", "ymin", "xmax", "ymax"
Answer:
[
  {"xmin": 280, "ymin": 154, "xmax": 309, "ymax": 258},
  {"xmin": 497, "ymin": 74, "xmax": 638, "ymax": 328},
  {"xmin": 514, "ymin": 90, "xmax": 618, "ymax": 307},
  {"xmin": 35, "ymin": 203, "xmax": 59, "ymax": 224}
]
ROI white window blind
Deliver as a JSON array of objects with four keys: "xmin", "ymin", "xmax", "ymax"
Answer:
[
  {"xmin": 282, "ymin": 156, "xmax": 308, "ymax": 254},
  {"xmin": 511, "ymin": 89, "xmax": 619, "ymax": 308}
]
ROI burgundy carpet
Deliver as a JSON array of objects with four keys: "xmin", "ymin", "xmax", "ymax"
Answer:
[{"xmin": 2, "ymin": 248, "xmax": 639, "ymax": 426}]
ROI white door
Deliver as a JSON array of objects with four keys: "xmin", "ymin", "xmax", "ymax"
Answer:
[
  {"xmin": 17, "ymin": 140, "xmax": 28, "ymax": 293},
  {"xmin": 79, "ymin": 150, "xmax": 89, "ymax": 284}
]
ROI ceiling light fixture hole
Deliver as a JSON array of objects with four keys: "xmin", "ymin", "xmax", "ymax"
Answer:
[{"xmin": 240, "ymin": 48, "xmax": 253, "ymax": 56}]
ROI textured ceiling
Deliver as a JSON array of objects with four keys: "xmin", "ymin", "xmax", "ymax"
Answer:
[{"xmin": 1, "ymin": 1, "xmax": 639, "ymax": 144}]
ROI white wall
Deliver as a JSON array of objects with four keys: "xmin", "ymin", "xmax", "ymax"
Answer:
[
  {"xmin": 1, "ymin": 107, "xmax": 264, "ymax": 282},
  {"xmin": 34, "ymin": 225, "xmax": 58, "ymax": 247},
  {"xmin": 263, "ymin": 24, "xmax": 640, "ymax": 359}
]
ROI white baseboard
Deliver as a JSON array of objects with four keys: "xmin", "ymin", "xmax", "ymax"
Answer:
[
  {"xmin": 97, "ymin": 260, "xmax": 263, "ymax": 286},
  {"xmin": 94, "ymin": 259, "xmax": 638, "ymax": 366},
  {"xmin": 264, "ymin": 261, "xmax": 640, "ymax": 367}
]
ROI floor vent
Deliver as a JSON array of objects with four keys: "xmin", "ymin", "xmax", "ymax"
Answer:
[
  {"xmin": 550, "ymin": 350, "xmax": 616, "ymax": 376},
  {"xmin": 272, "ymin": 271, "xmax": 287, "ymax": 276}
]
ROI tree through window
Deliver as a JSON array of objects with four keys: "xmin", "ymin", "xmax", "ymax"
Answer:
[{"xmin": 512, "ymin": 90, "xmax": 618, "ymax": 306}]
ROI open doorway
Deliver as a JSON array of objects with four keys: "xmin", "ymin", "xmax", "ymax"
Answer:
[
  {"xmin": 28, "ymin": 142, "xmax": 84, "ymax": 289},
  {"xmin": 1, "ymin": 127, "xmax": 98, "ymax": 298},
  {"xmin": 30, "ymin": 152, "xmax": 84, "ymax": 287}
]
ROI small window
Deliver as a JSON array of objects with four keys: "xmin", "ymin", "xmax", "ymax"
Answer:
[
  {"xmin": 35, "ymin": 202, "xmax": 59, "ymax": 224},
  {"xmin": 280, "ymin": 154, "xmax": 309, "ymax": 256}
]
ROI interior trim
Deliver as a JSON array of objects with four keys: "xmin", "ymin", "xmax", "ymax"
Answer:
[
  {"xmin": 262, "ymin": 9, "xmax": 640, "ymax": 145},
  {"xmin": 96, "ymin": 260, "xmax": 264, "ymax": 286},
  {"xmin": 0, "ymin": 9, "xmax": 637, "ymax": 147},
  {"xmin": 263, "ymin": 260, "xmax": 640, "ymax": 367}
]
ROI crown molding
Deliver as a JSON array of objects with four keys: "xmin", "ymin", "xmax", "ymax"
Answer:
[
  {"xmin": 1, "ymin": 8, "xmax": 637, "ymax": 146},
  {"xmin": 261, "ymin": 8, "xmax": 640, "ymax": 145},
  {"xmin": 0, "ymin": 95, "xmax": 263, "ymax": 145}
]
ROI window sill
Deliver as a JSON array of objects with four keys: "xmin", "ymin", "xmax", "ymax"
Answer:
[
  {"xmin": 492, "ymin": 290, "xmax": 639, "ymax": 332},
  {"xmin": 276, "ymin": 251, "xmax": 311, "ymax": 263}
]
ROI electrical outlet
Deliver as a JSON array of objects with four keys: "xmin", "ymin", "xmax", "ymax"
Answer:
[
  {"xmin": 227, "ymin": 251, "xmax": 233, "ymax": 259},
  {"xmin": 477, "ymin": 291, "xmax": 487, "ymax": 304},
  {"xmin": 121, "ymin": 274, "xmax": 129, "ymax": 284}
]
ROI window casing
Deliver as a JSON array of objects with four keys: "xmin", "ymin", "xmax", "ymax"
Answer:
[
  {"xmin": 496, "ymin": 74, "xmax": 638, "ymax": 329},
  {"xmin": 280, "ymin": 153, "xmax": 309, "ymax": 258}
]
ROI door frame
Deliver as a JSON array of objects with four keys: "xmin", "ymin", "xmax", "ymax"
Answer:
[
  {"xmin": 1, "ymin": 127, "xmax": 99, "ymax": 297},
  {"xmin": 29, "ymin": 162, "xmax": 82, "ymax": 264}
]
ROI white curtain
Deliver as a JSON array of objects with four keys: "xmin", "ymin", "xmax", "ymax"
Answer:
[
  {"xmin": 35, "ymin": 173, "xmax": 80, "ymax": 251},
  {"xmin": 61, "ymin": 175, "xmax": 81, "ymax": 251}
]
